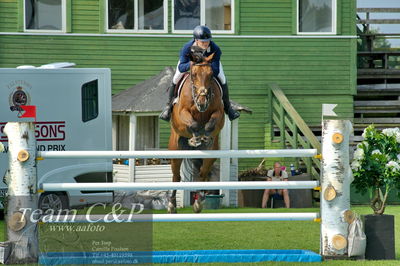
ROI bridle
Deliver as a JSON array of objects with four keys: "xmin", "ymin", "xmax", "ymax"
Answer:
[{"xmin": 190, "ymin": 62, "xmax": 214, "ymax": 112}]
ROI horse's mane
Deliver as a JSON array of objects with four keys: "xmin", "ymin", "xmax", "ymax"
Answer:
[{"xmin": 189, "ymin": 45, "xmax": 207, "ymax": 64}]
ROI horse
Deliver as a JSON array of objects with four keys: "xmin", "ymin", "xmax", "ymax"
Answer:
[{"xmin": 167, "ymin": 49, "xmax": 225, "ymax": 213}]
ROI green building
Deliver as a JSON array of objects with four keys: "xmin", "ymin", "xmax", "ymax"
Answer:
[{"xmin": 0, "ymin": 0, "xmax": 356, "ymax": 171}]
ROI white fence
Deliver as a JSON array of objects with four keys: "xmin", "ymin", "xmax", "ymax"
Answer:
[{"xmin": 3, "ymin": 120, "xmax": 353, "ymax": 262}]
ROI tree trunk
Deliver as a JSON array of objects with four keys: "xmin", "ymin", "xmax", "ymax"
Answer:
[
  {"xmin": 370, "ymin": 188, "xmax": 389, "ymax": 215},
  {"xmin": 2, "ymin": 122, "xmax": 38, "ymax": 264},
  {"xmin": 320, "ymin": 120, "xmax": 353, "ymax": 258}
]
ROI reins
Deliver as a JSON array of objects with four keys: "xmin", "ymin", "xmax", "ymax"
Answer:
[{"xmin": 190, "ymin": 63, "xmax": 214, "ymax": 112}]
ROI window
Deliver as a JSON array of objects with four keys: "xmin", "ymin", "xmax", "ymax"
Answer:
[
  {"xmin": 298, "ymin": 0, "xmax": 336, "ymax": 34},
  {"xmin": 82, "ymin": 80, "xmax": 99, "ymax": 123},
  {"xmin": 107, "ymin": 0, "xmax": 167, "ymax": 33},
  {"xmin": 24, "ymin": 0, "xmax": 66, "ymax": 32},
  {"xmin": 173, "ymin": 0, "xmax": 234, "ymax": 33}
]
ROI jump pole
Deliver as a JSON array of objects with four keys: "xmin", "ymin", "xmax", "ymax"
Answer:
[
  {"xmin": 41, "ymin": 213, "xmax": 319, "ymax": 223},
  {"xmin": 42, "ymin": 181, "xmax": 319, "ymax": 192},
  {"xmin": 37, "ymin": 149, "xmax": 317, "ymax": 159}
]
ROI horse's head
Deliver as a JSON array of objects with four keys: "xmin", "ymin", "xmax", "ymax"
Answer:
[{"xmin": 189, "ymin": 50, "xmax": 215, "ymax": 112}]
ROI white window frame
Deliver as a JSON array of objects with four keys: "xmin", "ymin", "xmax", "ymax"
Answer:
[
  {"xmin": 172, "ymin": 0, "xmax": 234, "ymax": 34},
  {"xmin": 106, "ymin": 0, "xmax": 168, "ymax": 34},
  {"xmin": 297, "ymin": 0, "xmax": 336, "ymax": 35},
  {"xmin": 23, "ymin": 0, "xmax": 67, "ymax": 33}
]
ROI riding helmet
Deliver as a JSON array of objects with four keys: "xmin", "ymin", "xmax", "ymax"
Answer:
[{"xmin": 193, "ymin": 25, "xmax": 212, "ymax": 41}]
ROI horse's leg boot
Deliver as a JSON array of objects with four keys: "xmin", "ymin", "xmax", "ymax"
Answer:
[
  {"xmin": 192, "ymin": 192, "xmax": 204, "ymax": 213},
  {"xmin": 167, "ymin": 196, "xmax": 177, "ymax": 214},
  {"xmin": 159, "ymin": 83, "xmax": 176, "ymax": 122},
  {"xmin": 221, "ymin": 83, "xmax": 240, "ymax": 121}
]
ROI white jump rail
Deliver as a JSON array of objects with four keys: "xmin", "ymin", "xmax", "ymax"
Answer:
[
  {"xmin": 42, "ymin": 181, "xmax": 320, "ymax": 191},
  {"xmin": 42, "ymin": 213, "xmax": 320, "ymax": 223},
  {"xmin": 37, "ymin": 149, "xmax": 317, "ymax": 159}
]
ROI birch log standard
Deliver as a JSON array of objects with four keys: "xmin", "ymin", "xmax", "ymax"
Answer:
[
  {"xmin": 3, "ymin": 122, "xmax": 38, "ymax": 264},
  {"xmin": 320, "ymin": 120, "xmax": 353, "ymax": 258}
]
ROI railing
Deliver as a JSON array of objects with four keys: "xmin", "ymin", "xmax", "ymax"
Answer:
[
  {"xmin": 357, "ymin": 8, "xmax": 400, "ymax": 70},
  {"xmin": 269, "ymin": 84, "xmax": 321, "ymax": 180}
]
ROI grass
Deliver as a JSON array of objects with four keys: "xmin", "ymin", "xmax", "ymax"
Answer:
[
  {"xmin": 0, "ymin": 205, "xmax": 400, "ymax": 265},
  {"xmin": 152, "ymin": 206, "xmax": 400, "ymax": 266},
  {"xmin": 153, "ymin": 207, "xmax": 320, "ymax": 251}
]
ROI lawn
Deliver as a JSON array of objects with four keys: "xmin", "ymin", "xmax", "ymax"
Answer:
[
  {"xmin": 0, "ymin": 205, "xmax": 399, "ymax": 265},
  {"xmin": 152, "ymin": 205, "xmax": 400, "ymax": 266}
]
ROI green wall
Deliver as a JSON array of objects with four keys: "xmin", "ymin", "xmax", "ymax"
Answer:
[
  {"xmin": 240, "ymin": 0, "xmax": 355, "ymax": 36},
  {"xmin": 0, "ymin": 0, "xmax": 357, "ymax": 170},
  {"xmin": 0, "ymin": 0, "xmax": 18, "ymax": 32}
]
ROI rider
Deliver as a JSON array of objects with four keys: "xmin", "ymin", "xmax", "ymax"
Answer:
[{"xmin": 159, "ymin": 25, "xmax": 240, "ymax": 122}]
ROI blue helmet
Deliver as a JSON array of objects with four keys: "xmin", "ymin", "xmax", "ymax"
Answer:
[{"xmin": 193, "ymin": 25, "xmax": 212, "ymax": 41}]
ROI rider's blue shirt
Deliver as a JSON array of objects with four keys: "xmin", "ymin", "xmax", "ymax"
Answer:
[{"xmin": 178, "ymin": 39, "xmax": 221, "ymax": 77}]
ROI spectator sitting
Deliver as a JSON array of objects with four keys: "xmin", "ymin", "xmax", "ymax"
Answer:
[{"xmin": 261, "ymin": 162, "xmax": 290, "ymax": 208}]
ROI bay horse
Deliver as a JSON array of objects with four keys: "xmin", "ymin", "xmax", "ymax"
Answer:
[{"xmin": 167, "ymin": 49, "xmax": 225, "ymax": 213}]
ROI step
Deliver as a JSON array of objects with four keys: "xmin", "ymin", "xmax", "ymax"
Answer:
[
  {"xmin": 354, "ymin": 109, "xmax": 400, "ymax": 114},
  {"xmin": 357, "ymin": 83, "xmax": 400, "ymax": 90},
  {"xmin": 353, "ymin": 123, "xmax": 400, "ymax": 129},
  {"xmin": 357, "ymin": 84, "xmax": 400, "ymax": 96},
  {"xmin": 354, "ymin": 100, "xmax": 400, "ymax": 107},
  {"xmin": 358, "ymin": 69, "xmax": 400, "ymax": 79},
  {"xmin": 354, "ymin": 105, "xmax": 400, "ymax": 110},
  {"xmin": 358, "ymin": 51, "xmax": 400, "ymax": 56},
  {"xmin": 354, "ymin": 117, "xmax": 400, "ymax": 124}
]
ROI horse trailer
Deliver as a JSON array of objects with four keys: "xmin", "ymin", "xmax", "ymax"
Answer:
[{"xmin": 0, "ymin": 64, "xmax": 113, "ymax": 211}]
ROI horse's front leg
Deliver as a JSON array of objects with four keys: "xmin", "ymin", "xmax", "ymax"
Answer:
[
  {"xmin": 188, "ymin": 132, "xmax": 202, "ymax": 147},
  {"xmin": 174, "ymin": 108, "xmax": 202, "ymax": 147},
  {"xmin": 201, "ymin": 111, "xmax": 224, "ymax": 146},
  {"xmin": 187, "ymin": 121, "xmax": 202, "ymax": 148},
  {"xmin": 168, "ymin": 159, "xmax": 182, "ymax": 214}
]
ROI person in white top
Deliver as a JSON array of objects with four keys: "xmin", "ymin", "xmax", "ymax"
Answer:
[{"xmin": 261, "ymin": 162, "xmax": 290, "ymax": 208}]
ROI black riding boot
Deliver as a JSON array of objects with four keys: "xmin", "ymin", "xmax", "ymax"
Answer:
[
  {"xmin": 221, "ymin": 83, "xmax": 240, "ymax": 121},
  {"xmin": 159, "ymin": 83, "xmax": 176, "ymax": 122}
]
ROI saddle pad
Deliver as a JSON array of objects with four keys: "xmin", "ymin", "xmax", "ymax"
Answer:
[
  {"xmin": 173, "ymin": 75, "xmax": 223, "ymax": 105},
  {"xmin": 173, "ymin": 74, "xmax": 190, "ymax": 104}
]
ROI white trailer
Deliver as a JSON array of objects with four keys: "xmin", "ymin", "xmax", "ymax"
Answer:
[{"xmin": 0, "ymin": 64, "xmax": 113, "ymax": 210}]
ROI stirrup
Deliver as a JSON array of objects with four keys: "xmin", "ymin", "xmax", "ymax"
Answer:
[
  {"xmin": 227, "ymin": 108, "xmax": 240, "ymax": 121},
  {"xmin": 159, "ymin": 105, "xmax": 172, "ymax": 121}
]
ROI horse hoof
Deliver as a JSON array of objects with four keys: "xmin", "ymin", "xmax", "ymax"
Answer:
[
  {"xmin": 167, "ymin": 202, "xmax": 177, "ymax": 214},
  {"xmin": 167, "ymin": 206, "xmax": 177, "ymax": 214},
  {"xmin": 200, "ymin": 136, "xmax": 213, "ymax": 146},
  {"xmin": 193, "ymin": 200, "xmax": 203, "ymax": 213},
  {"xmin": 189, "ymin": 138, "xmax": 201, "ymax": 147}
]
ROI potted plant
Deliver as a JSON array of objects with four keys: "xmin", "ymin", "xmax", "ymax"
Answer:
[{"xmin": 351, "ymin": 125, "xmax": 400, "ymax": 260}]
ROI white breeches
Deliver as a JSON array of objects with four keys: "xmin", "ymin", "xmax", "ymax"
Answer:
[{"xmin": 173, "ymin": 61, "xmax": 226, "ymax": 85}]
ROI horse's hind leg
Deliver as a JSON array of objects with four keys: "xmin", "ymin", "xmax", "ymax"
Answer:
[
  {"xmin": 192, "ymin": 158, "xmax": 216, "ymax": 213},
  {"xmin": 168, "ymin": 158, "xmax": 182, "ymax": 214},
  {"xmin": 168, "ymin": 190, "xmax": 177, "ymax": 214},
  {"xmin": 192, "ymin": 191, "xmax": 205, "ymax": 213},
  {"xmin": 199, "ymin": 158, "xmax": 217, "ymax": 182}
]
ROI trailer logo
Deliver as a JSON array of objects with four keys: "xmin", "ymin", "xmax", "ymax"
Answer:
[{"xmin": 8, "ymin": 81, "xmax": 31, "ymax": 117}]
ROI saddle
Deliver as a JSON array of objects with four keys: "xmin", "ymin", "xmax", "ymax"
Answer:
[
  {"xmin": 173, "ymin": 73, "xmax": 223, "ymax": 105},
  {"xmin": 175, "ymin": 73, "xmax": 190, "ymax": 96}
]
